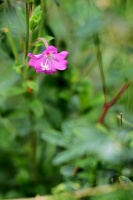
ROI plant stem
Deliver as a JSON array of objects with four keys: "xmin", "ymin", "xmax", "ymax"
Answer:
[
  {"xmin": 6, "ymin": 184, "xmax": 133, "ymax": 199},
  {"xmin": 120, "ymin": 112, "xmax": 123, "ymax": 130},
  {"xmin": 33, "ymin": 0, "xmax": 46, "ymax": 54},
  {"xmin": 93, "ymin": 34, "xmax": 107, "ymax": 103},
  {"xmin": 7, "ymin": 29, "xmax": 20, "ymax": 64},
  {"xmin": 4, "ymin": 0, "xmax": 20, "ymax": 64},
  {"xmin": 98, "ymin": 81, "xmax": 131, "ymax": 124},
  {"xmin": 30, "ymin": 129, "xmax": 37, "ymax": 181},
  {"xmin": 23, "ymin": 0, "xmax": 30, "ymax": 80},
  {"xmin": 25, "ymin": 0, "xmax": 30, "ymax": 60}
]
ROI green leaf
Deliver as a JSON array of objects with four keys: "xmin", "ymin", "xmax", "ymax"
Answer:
[
  {"xmin": 13, "ymin": 63, "xmax": 23, "ymax": 74},
  {"xmin": 60, "ymin": 165, "xmax": 75, "ymax": 177},
  {"xmin": 119, "ymin": 176, "xmax": 133, "ymax": 187},
  {"xmin": 45, "ymin": 35, "xmax": 54, "ymax": 42},
  {"xmin": 3, "ymin": 2, "xmax": 26, "ymax": 37},
  {"xmin": 42, "ymin": 130, "xmax": 67, "ymax": 147},
  {"xmin": 29, "ymin": 5, "xmax": 42, "ymax": 31},
  {"xmin": 25, "ymin": 80, "xmax": 38, "ymax": 91},
  {"xmin": 53, "ymin": 149, "xmax": 78, "ymax": 165},
  {"xmin": 29, "ymin": 99, "xmax": 43, "ymax": 118},
  {"xmin": 1, "ymin": 86, "xmax": 26, "ymax": 97},
  {"xmin": 33, "ymin": 36, "xmax": 54, "ymax": 47}
]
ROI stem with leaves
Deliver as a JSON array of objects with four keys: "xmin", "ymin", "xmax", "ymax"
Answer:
[
  {"xmin": 93, "ymin": 34, "xmax": 130, "ymax": 124},
  {"xmin": 33, "ymin": 0, "xmax": 46, "ymax": 54},
  {"xmin": 25, "ymin": 0, "xmax": 30, "ymax": 60}
]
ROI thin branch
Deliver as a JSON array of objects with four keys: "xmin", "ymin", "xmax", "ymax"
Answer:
[
  {"xmin": 74, "ymin": 184, "xmax": 132, "ymax": 199},
  {"xmin": 6, "ymin": 184, "xmax": 133, "ymax": 200},
  {"xmin": 98, "ymin": 81, "xmax": 131, "ymax": 124}
]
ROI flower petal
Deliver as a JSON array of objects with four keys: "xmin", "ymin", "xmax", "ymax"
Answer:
[
  {"xmin": 28, "ymin": 59, "xmax": 36, "ymax": 68},
  {"xmin": 28, "ymin": 45, "xmax": 68, "ymax": 74},
  {"xmin": 28, "ymin": 53, "xmax": 43, "ymax": 59},
  {"xmin": 28, "ymin": 57, "xmax": 46, "ymax": 70},
  {"xmin": 34, "ymin": 59, "xmax": 56, "ymax": 74},
  {"xmin": 55, "ymin": 51, "xmax": 69, "ymax": 61},
  {"xmin": 52, "ymin": 60, "xmax": 67, "ymax": 70},
  {"xmin": 45, "ymin": 46, "xmax": 57, "ymax": 54},
  {"xmin": 45, "ymin": 59, "xmax": 57, "ymax": 74}
]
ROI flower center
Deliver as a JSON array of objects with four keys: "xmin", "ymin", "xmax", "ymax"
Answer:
[
  {"xmin": 41, "ymin": 59, "xmax": 50, "ymax": 71},
  {"xmin": 41, "ymin": 53, "xmax": 55, "ymax": 71}
]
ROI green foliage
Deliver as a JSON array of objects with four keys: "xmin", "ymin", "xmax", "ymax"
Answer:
[
  {"xmin": 0, "ymin": 0, "xmax": 133, "ymax": 199},
  {"xmin": 29, "ymin": 5, "xmax": 42, "ymax": 31}
]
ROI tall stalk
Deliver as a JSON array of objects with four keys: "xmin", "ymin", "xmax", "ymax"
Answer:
[
  {"xmin": 5, "ymin": 0, "xmax": 20, "ymax": 64},
  {"xmin": 93, "ymin": 33, "xmax": 107, "ymax": 103},
  {"xmin": 33, "ymin": 0, "xmax": 46, "ymax": 54},
  {"xmin": 25, "ymin": 0, "xmax": 30, "ymax": 60}
]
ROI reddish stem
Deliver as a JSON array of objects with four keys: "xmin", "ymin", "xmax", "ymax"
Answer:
[
  {"xmin": 98, "ymin": 81, "xmax": 131, "ymax": 124},
  {"xmin": 29, "ymin": 3, "xmax": 33, "ymax": 17},
  {"xmin": 73, "ymin": 81, "xmax": 130, "ymax": 177}
]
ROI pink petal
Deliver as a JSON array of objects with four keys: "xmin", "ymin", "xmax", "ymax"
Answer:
[
  {"xmin": 28, "ymin": 59, "xmax": 36, "ymax": 68},
  {"xmin": 44, "ymin": 69, "xmax": 57, "ymax": 74},
  {"xmin": 28, "ymin": 45, "xmax": 68, "ymax": 74},
  {"xmin": 45, "ymin": 59, "xmax": 57, "ymax": 74},
  {"xmin": 55, "ymin": 51, "xmax": 69, "ymax": 61},
  {"xmin": 45, "ymin": 46, "xmax": 57, "ymax": 54},
  {"xmin": 34, "ymin": 59, "xmax": 57, "ymax": 74},
  {"xmin": 52, "ymin": 60, "xmax": 67, "ymax": 70},
  {"xmin": 28, "ymin": 53, "xmax": 43, "ymax": 59},
  {"xmin": 28, "ymin": 57, "xmax": 46, "ymax": 69}
]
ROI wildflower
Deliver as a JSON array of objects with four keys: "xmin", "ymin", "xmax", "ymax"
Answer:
[{"xmin": 28, "ymin": 45, "xmax": 68, "ymax": 74}]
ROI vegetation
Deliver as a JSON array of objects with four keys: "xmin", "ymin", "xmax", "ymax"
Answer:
[{"xmin": 0, "ymin": 0, "xmax": 133, "ymax": 199}]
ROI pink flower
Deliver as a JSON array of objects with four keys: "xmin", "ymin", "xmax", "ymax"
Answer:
[{"xmin": 28, "ymin": 46, "xmax": 68, "ymax": 74}]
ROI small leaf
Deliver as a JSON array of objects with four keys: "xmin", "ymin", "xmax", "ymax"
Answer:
[
  {"xmin": 42, "ymin": 130, "xmax": 67, "ymax": 147},
  {"xmin": 2, "ymin": 86, "xmax": 26, "ymax": 97},
  {"xmin": 53, "ymin": 149, "xmax": 80, "ymax": 165},
  {"xmin": 45, "ymin": 35, "xmax": 54, "ymax": 42},
  {"xmin": 119, "ymin": 176, "xmax": 133, "ymax": 186},
  {"xmin": 25, "ymin": 80, "xmax": 38, "ymax": 91},
  {"xmin": 33, "ymin": 36, "xmax": 54, "ymax": 47},
  {"xmin": 60, "ymin": 165, "xmax": 75, "ymax": 177},
  {"xmin": 13, "ymin": 64, "xmax": 23, "ymax": 69},
  {"xmin": 13, "ymin": 64, "xmax": 23, "ymax": 75},
  {"xmin": 29, "ymin": 5, "xmax": 42, "ymax": 30},
  {"xmin": 32, "ymin": 41, "xmax": 44, "ymax": 47}
]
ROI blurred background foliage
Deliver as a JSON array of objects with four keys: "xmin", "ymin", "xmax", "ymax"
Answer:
[{"xmin": 0, "ymin": 0, "xmax": 133, "ymax": 199}]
